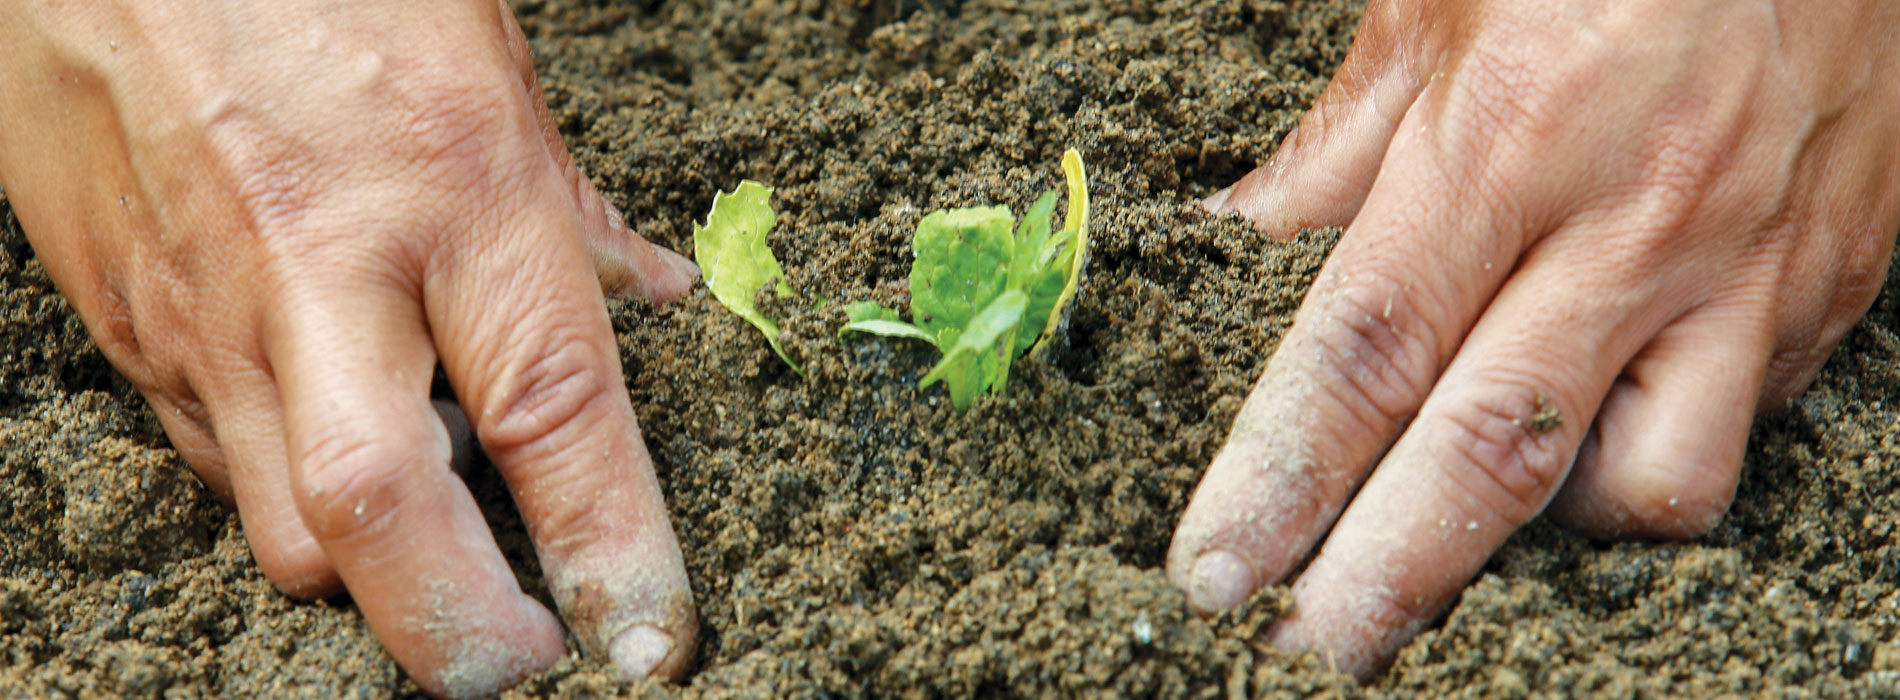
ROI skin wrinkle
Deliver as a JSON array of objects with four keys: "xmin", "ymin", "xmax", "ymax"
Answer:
[{"xmin": 1304, "ymin": 280, "xmax": 1437, "ymax": 434}]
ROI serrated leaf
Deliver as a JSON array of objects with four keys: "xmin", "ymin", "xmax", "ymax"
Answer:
[
  {"xmin": 908, "ymin": 205, "xmax": 1016, "ymax": 350},
  {"xmin": 692, "ymin": 181, "xmax": 801, "ymax": 373}
]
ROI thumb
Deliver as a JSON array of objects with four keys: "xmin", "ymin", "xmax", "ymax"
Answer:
[
  {"xmin": 497, "ymin": 0, "xmax": 699, "ymax": 302},
  {"xmin": 1207, "ymin": 0, "xmax": 1427, "ymax": 237}
]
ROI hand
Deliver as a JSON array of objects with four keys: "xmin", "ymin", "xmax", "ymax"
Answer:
[
  {"xmin": 0, "ymin": 1, "xmax": 700, "ymax": 695},
  {"xmin": 1170, "ymin": 0, "xmax": 1900, "ymax": 677}
]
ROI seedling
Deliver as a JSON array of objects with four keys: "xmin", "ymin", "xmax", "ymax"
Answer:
[
  {"xmin": 842, "ymin": 149, "xmax": 1091, "ymax": 411},
  {"xmin": 693, "ymin": 180, "xmax": 802, "ymax": 373}
]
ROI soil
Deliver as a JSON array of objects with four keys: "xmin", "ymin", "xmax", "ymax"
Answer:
[{"xmin": 4, "ymin": 0, "xmax": 1900, "ymax": 698}]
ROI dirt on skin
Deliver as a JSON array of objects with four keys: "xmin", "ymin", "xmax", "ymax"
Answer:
[{"xmin": 4, "ymin": 0, "xmax": 1900, "ymax": 697}]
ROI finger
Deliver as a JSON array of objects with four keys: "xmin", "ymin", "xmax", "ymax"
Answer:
[
  {"xmin": 202, "ymin": 378, "xmax": 343, "ymax": 598},
  {"xmin": 1205, "ymin": 0, "xmax": 1425, "ymax": 236},
  {"xmin": 1546, "ymin": 296, "xmax": 1774, "ymax": 539},
  {"xmin": 1263, "ymin": 240, "xmax": 1666, "ymax": 678},
  {"xmin": 270, "ymin": 285, "xmax": 566, "ymax": 699},
  {"xmin": 1168, "ymin": 87, "xmax": 1540, "ymax": 615},
  {"xmin": 142, "ymin": 391, "xmax": 233, "ymax": 500},
  {"xmin": 429, "ymin": 172, "xmax": 697, "ymax": 680},
  {"xmin": 497, "ymin": 3, "xmax": 698, "ymax": 302}
]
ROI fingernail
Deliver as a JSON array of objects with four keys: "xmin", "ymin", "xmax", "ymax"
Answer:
[
  {"xmin": 610, "ymin": 624, "xmax": 674, "ymax": 679},
  {"xmin": 656, "ymin": 246, "xmax": 700, "ymax": 282},
  {"xmin": 1201, "ymin": 186, "xmax": 1234, "ymax": 213},
  {"xmin": 1186, "ymin": 550, "xmax": 1256, "ymax": 614}
]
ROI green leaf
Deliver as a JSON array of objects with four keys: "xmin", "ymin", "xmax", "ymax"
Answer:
[
  {"xmin": 1008, "ymin": 191, "xmax": 1060, "ymax": 287},
  {"xmin": 692, "ymin": 181, "xmax": 802, "ymax": 373},
  {"xmin": 839, "ymin": 319, "xmax": 937, "ymax": 344},
  {"xmin": 920, "ymin": 290, "xmax": 1028, "ymax": 412},
  {"xmin": 844, "ymin": 300, "xmax": 901, "ymax": 324},
  {"xmin": 1010, "ymin": 190, "xmax": 1067, "ymax": 353},
  {"xmin": 837, "ymin": 150, "xmax": 1091, "ymax": 411},
  {"xmin": 908, "ymin": 206, "xmax": 1016, "ymax": 350},
  {"xmin": 838, "ymin": 301, "xmax": 931, "ymax": 342},
  {"xmin": 1028, "ymin": 149, "xmax": 1090, "ymax": 356}
]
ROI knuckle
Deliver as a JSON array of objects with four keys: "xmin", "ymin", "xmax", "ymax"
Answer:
[
  {"xmin": 1824, "ymin": 231, "xmax": 1895, "ymax": 329},
  {"xmin": 529, "ymin": 491, "xmax": 611, "ymax": 558},
  {"xmin": 1638, "ymin": 123, "xmax": 1732, "ymax": 206},
  {"xmin": 292, "ymin": 428, "xmax": 422, "ymax": 542},
  {"xmin": 1302, "ymin": 269, "xmax": 1444, "ymax": 434},
  {"xmin": 390, "ymin": 71, "xmax": 542, "ymax": 198},
  {"xmin": 1614, "ymin": 126, "xmax": 1754, "ymax": 247},
  {"xmin": 1451, "ymin": 38, "xmax": 1583, "ymax": 145},
  {"xmin": 476, "ymin": 336, "xmax": 616, "ymax": 456},
  {"xmin": 1435, "ymin": 389, "xmax": 1572, "ymax": 525}
]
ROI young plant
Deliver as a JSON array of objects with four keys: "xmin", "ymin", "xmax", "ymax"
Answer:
[
  {"xmin": 841, "ymin": 149, "xmax": 1090, "ymax": 411},
  {"xmin": 693, "ymin": 180, "xmax": 802, "ymax": 373}
]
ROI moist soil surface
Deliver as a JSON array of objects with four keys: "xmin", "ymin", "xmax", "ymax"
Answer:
[{"xmin": 6, "ymin": 1, "xmax": 1900, "ymax": 697}]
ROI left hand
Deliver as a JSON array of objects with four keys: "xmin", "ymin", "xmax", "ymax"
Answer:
[
  {"xmin": 1169, "ymin": 0, "xmax": 1900, "ymax": 677},
  {"xmin": 0, "ymin": 1, "xmax": 700, "ymax": 694}
]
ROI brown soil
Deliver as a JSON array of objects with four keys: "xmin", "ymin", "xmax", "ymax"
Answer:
[{"xmin": 5, "ymin": 0, "xmax": 1900, "ymax": 697}]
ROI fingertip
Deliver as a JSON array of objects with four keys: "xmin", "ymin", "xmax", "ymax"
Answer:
[
  {"xmin": 204, "ymin": 389, "xmax": 345, "ymax": 599},
  {"xmin": 545, "ymin": 550, "xmax": 699, "ymax": 682},
  {"xmin": 1262, "ymin": 575, "xmax": 1411, "ymax": 681},
  {"xmin": 1202, "ymin": 186, "xmax": 1235, "ymax": 214},
  {"xmin": 1183, "ymin": 549, "xmax": 1258, "ymax": 616},
  {"xmin": 592, "ymin": 234, "xmax": 698, "ymax": 304},
  {"xmin": 248, "ymin": 528, "xmax": 344, "ymax": 599},
  {"xmin": 583, "ymin": 184, "xmax": 696, "ymax": 304},
  {"xmin": 649, "ymin": 245, "xmax": 700, "ymax": 303},
  {"xmin": 426, "ymin": 595, "xmax": 568, "ymax": 699}
]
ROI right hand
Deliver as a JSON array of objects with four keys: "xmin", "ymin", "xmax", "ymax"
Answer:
[
  {"xmin": 0, "ymin": 2, "xmax": 700, "ymax": 696},
  {"xmin": 1172, "ymin": 0, "xmax": 1899, "ymax": 677}
]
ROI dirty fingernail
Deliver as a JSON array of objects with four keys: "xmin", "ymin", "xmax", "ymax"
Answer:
[
  {"xmin": 1201, "ymin": 186, "xmax": 1235, "ymax": 213},
  {"xmin": 1187, "ymin": 550, "xmax": 1256, "ymax": 614},
  {"xmin": 610, "ymin": 624, "xmax": 674, "ymax": 679},
  {"xmin": 657, "ymin": 246, "xmax": 700, "ymax": 281}
]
